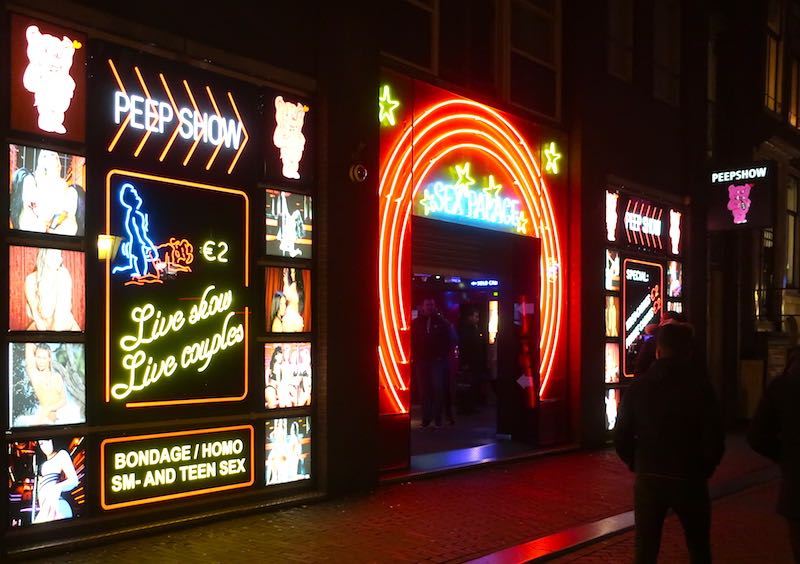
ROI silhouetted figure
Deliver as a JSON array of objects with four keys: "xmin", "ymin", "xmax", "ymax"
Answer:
[
  {"xmin": 747, "ymin": 346, "xmax": 800, "ymax": 562},
  {"xmin": 411, "ymin": 298, "xmax": 455, "ymax": 428},
  {"xmin": 457, "ymin": 307, "xmax": 487, "ymax": 414},
  {"xmin": 615, "ymin": 322, "xmax": 725, "ymax": 564},
  {"xmin": 634, "ymin": 311, "xmax": 687, "ymax": 377}
]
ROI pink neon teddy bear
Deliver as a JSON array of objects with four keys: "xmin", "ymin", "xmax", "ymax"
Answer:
[{"xmin": 727, "ymin": 183, "xmax": 752, "ymax": 225}]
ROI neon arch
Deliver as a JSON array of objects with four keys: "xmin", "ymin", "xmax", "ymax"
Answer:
[{"xmin": 378, "ymin": 98, "xmax": 564, "ymax": 414}]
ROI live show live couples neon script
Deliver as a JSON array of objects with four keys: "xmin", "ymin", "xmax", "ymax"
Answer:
[{"xmin": 105, "ymin": 170, "xmax": 249, "ymax": 408}]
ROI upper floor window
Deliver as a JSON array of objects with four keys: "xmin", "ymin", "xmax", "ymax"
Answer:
[
  {"xmin": 608, "ymin": 0, "xmax": 634, "ymax": 82},
  {"xmin": 765, "ymin": 0, "xmax": 784, "ymax": 113},
  {"xmin": 381, "ymin": 0, "xmax": 437, "ymax": 72},
  {"xmin": 786, "ymin": 176, "xmax": 799, "ymax": 287},
  {"xmin": 653, "ymin": 0, "xmax": 681, "ymax": 106},
  {"xmin": 508, "ymin": 0, "xmax": 560, "ymax": 118}
]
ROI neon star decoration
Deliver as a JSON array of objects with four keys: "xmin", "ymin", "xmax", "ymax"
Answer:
[
  {"xmin": 483, "ymin": 175, "xmax": 502, "ymax": 197},
  {"xmin": 543, "ymin": 141, "xmax": 562, "ymax": 175},
  {"xmin": 454, "ymin": 162, "xmax": 476, "ymax": 188},
  {"xmin": 378, "ymin": 84, "xmax": 400, "ymax": 126}
]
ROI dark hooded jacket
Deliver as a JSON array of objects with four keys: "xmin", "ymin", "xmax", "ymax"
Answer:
[
  {"xmin": 615, "ymin": 357, "xmax": 725, "ymax": 480},
  {"xmin": 747, "ymin": 361, "xmax": 800, "ymax": 519}
]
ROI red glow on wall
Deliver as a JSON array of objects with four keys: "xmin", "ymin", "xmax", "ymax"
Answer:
[{"xmin": 378, "ymin": 94, "xmax": 564, "ymax": 414}]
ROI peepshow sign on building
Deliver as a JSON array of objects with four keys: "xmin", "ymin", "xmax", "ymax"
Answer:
[{"xmin": 708, "ymin": 162, "xmax": 776, "ymax": 230}]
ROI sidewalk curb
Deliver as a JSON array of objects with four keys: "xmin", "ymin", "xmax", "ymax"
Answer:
[{"xmin": 468, "ymin": 465, "xmax": 780, "ymax": 563}]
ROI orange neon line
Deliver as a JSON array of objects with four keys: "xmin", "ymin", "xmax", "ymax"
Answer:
[
  {"xmin": 159, "ymin": 73, "xmax": 182, "ymax": 162},
  {"xmin": 133, "ymin": 66, "xmax": 154, "ymax": 157},
  {"xmin": 105, "ymin": 169, "xmax": 251, "ymax": 405},
  {"xmin": 100, "ymin": 425, "xmax": 255, "ymax": 510},
  {"xmin": 108, "ymin": 114, "xmax": 131, "ymax": 153},
  {"xmin": 378, "ymin": 100, "xmax": 564, "ymax": 409},
  {"xmin": 226, "ymin": 92, "xmax": 249, "ymax": 175},
  {"xmin": 183, "ymin": 80, "xmax": 203, "ymax": 166},
  {"xmin": 205, "ymin": 86, "xmax": 224, "ymax": 170}
]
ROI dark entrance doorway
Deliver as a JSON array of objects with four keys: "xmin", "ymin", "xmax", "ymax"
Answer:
[{"xmin": 409, "ymin": 216, "xmax": 541, "ymax": 471}]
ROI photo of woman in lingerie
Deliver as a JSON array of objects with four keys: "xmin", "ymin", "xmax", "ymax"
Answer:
[
  {"xmin": 264, "ymin": 343, "xmax": 312, "ymax": 409},
  {"xmin": 7, "ymin": 437, "xmax": 85, "ymax": 527},
  {"xmin": 9, "ymin": 342, "xmax": 85, "ymax": 427},
  {"xmin": 9, "ymin": 144, "xmax": 86, "ymax": 236},
  {"xmin": 265, "ymin": 267, "xmax": 311, "ymax": 333},
  {"xmin": 265, "ymin": 190, "xmax": 312, "ymax": 259},
  {"xmin": 9, "ymin": 246, "xmax": 85, "ymax": 332}
]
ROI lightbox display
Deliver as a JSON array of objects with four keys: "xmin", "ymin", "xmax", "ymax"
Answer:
[
  {"xmin": 8, "ymin": 246, "xmax": 85, "ymax": 332},
  {"xmin": 622, "ymin": 259, "xmax": 664, "ymax": 377},
  {"xmin": 9, "ymin": 144, "xmax": 86, "ymax": 236},
  {"xmin": 8, "ymin": 437, "xmax": 86, "ymax": 527},
  {"xmin": 264, "ymin": 342, "xmax": 312, "ymax": 409},
  {"xmin": 8, "ymin": 342, "xmax": 85, "ymax": 428},
  {"xmin": 265, "ymin": 190, "xmax": 312, "ymax": 259},
  {"xmin": 265, "ymin": 267, "xmax": 311, "ymax": 333},
  {"xmin": 265, "ymin": 417, "xmax": 311, "ymax": 485}
]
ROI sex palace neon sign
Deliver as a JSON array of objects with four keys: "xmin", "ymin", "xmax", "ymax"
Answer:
[
  {"xmin": 414, "ymin": 162, "xmax": 529, "ymax": 235},
  {"xmin": 106, "ymin": 59, "xmax": 250, "ymax": 174}
]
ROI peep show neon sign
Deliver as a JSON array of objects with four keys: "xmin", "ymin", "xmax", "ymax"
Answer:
[{"xmin": 414, "ymin": 162, "xmax": 529, "ymax": 236}]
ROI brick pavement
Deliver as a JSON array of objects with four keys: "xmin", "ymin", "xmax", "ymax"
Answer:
[
  {"xmin": 551, "ymin": 480, "xmax": 793, "ymax": 563},
  {"xmin": 28, "ymin": 434, "xmax": 773, "ymax": 564}
]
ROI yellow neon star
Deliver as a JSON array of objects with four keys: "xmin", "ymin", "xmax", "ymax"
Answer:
[
  {"xmin": 483, "ymin": 175, "xmax": 502, "ymax": 197},
  {"xmin": 454, "ymin": 162, "xmax": 476, "ymax": 188},
  {"xmin": 418, "ymin": 190, "xmax": 434, "ymax": 215},
  {"xmin": 544, "ymin": 141, "xmax": 562, "ymax": 175},
  {"xmin": 378, "ymin": 85, "xmax": 400, "ymax": 126},
  {"xmin": 516, "ymin": 214, "xmax": 529, "ymax": 234}
]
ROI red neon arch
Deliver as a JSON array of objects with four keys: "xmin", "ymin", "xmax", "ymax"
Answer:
[{"xmin": 379, "ymin": 99, "xmax": 564, "ymax": 414}]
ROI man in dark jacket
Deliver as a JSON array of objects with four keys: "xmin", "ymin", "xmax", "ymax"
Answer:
[
  {"xmin": 747, "ymin": 346, "xmax": 800, "ymax": 561},
  {"xmin": 411, "ymin": 298, "xmax": 455, "ymax": 428},
  {"xmin": 615, "ymin": 322, "xmax": 725, "ymax": 564}
]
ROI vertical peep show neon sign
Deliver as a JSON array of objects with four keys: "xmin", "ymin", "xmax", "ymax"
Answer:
[
  {"xmin": 105, "ymin": 170, "xmax": 249, "ymax": 408},
  {"xmin": 379, "ymin": 86, "xmax": 564, "ymax": 413}
]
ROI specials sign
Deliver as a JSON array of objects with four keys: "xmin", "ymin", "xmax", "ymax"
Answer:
[
  {"xmin": 708, "ymin": 161, "xmax": 775, "ymax": 230},
  {"xmin": 104, "ymin": 170, "xmax": 249, "ymax": 409},
  {"xmin": 101, "ymin": 425, "xmax": 254, "ymax": 510},
  {"xmin": 622, "ymin": 259, "xmax": 663, "ymax": 377}
]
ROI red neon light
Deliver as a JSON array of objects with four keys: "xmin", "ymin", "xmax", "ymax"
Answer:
[{"xmin": 379, "ymin": 99, "xmax": 564, "ymax": 413}]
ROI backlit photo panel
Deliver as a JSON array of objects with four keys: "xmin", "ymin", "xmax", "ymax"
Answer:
[
  {"xmin": 265, "ymin": 342, "xmax": 312, "ymax": 409},
  {"xmin": 9, "ymin": 144, "xmax": 86, "ymax": 236},
  {"xmin": 265, "ymin": 267, "xmax": 311, "ymax": 333},
  {"xmin": 265, "ymin": 417, "xmax": 311, "ymax": 485},
  {"xmin": 9, "ymin": 343, "xmax": 86, "ymax": 428},
  {"xmin": 8, "ymin": 246, "xmax": 85, "ymax": 331},
  {"xmin": 266, "ymin": 190, "xmax": 312, "ymax": 259},
  {"xmin": 8, "ymin": 437, "xmax": 86, "ymax": 527}
]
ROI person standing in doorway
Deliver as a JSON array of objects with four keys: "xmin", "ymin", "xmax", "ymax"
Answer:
[
  {"xmin": 457, "ymin": 307, "xmax": 487, "ymax": 414},
  {"xmin": 614, "ymin": 322, "xmax": 725, "ymax": 564},
  {"xmin": 411, "ymin": 297, "xmax": 455, "ymax": 428},
  {"xmin": 747, "ymin": 346, "xmax": 800, "ymax": 562}
]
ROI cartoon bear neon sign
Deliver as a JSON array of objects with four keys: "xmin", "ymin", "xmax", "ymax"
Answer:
[{"xmin": 727, "ymin": 183, "xmax": 752, "ymax": 225}]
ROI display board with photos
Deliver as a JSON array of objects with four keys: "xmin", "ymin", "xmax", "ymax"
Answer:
[
  {"xmin": 602, "ymin": 189, "xmax": 685, "ymax": 434},
  {"xmin": 2, "ymin": 14, "xmax": 318, "ymax": 543}
]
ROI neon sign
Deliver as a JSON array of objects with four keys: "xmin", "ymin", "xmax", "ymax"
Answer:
[
  {"xmin": 606, "ymin": 191, "xmax": 619, "ymax": 241},
  {"xmin": 101, "ymin": 425, "xmax": 254, "ymax": 510},
  {"xmin": 381, "ymin": 94, "xmax": 564, "ymax": 413},
  {"xmin": 378, "ymin": 84, "xmax": 400, "ymax": 126},
  {"xmin": 709, "ymin": 161, "xmax": 775, "ymax": 230},
  {"xmin": 415, "ymin": 162, "xmax": 529, "ymax": 235},
  {"xmin": 470, "ymin": 279, "xmax": 499, "ymax": 287},
  {"xmin": 543, "ymin": 141, "xmax": 562, "ymax": 175},
  {"xmin": 105, "ymin": 170, "xmax": 249, "ymax": 409},
  {"xmin": 727, "ymin": 184, "xmax": 752, "ymax": 224},
  {"xmin": 711, "ymin": 166, "xmax": 768, "ymax": 183},
  {"xmin": 624, "ymin": 199, "xmax": 664, "ymax": 250},
  {"xmin": 106, "ymin": 59, "xmax": 250, "ymax": 174}
]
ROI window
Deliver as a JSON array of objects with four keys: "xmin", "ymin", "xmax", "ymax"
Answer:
[
  {"xmin": 439, "ymin": 0, "xmax": 497, "ymax": 96},
  {"xmin": 653, "ymin": 0, "xmax": 681, "ymax": 105},
  {"xmin": 707, "ymin": 33, "xmax": 718, "ymax": 157},
  {"xmin": 787, "ymin": 176, "xmax": 798, "ymax": 287},
  {"xmin": 381, "ymin": 0, "xmax": 437, "ymax": 72},
  {"xmin": 608, "ymin": 0, "xmax": 633, "ymax": 81},
  {"xmin": 791, "ymin": 60, "xmax": 800, "ymax": 127},
  {"xmin": 765, "ymin": 0, "xmax": 784, "ymax": 113},
  {"xmin": 508, "ymin": 0, "xmax": 560, "ymax": 117}
]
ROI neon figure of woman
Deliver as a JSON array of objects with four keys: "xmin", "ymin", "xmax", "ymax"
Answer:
[
  {"xmin": 25, "ymin": 248, "xmax": 80, "ymax": 331},
  {"xmin": 18, "ymin": 343, "xmax": 82, "ymax": 426},
  {"xmin": 112, "ymin": 184, "xmax": 161, "ymax": 280},
  {"xmin": 281, "ymin": 268, "xmax": 305, "ymax": 332},
  {"xmin": 32, "ymin": 439, "xmax": 79, "ymax": 524}
]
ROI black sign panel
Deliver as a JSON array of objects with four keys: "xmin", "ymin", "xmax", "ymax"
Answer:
[
  {"xmin": 88, "ymin": 40, "xmax": 258, "ymax": 184},
  {"xmin": 105, "ymin": 170, "xmax": 249, "ymax": 408},
  {"xmin": 622, "ymin": 259, "xmax": 663, "ymax": 377},
  {"xmin": 101, "ymin": 425, "xmax": 254, "ymax": 510},
  {"xmin": 708, "ymin": 161, "xmax": 775, "ymax": 230}
]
